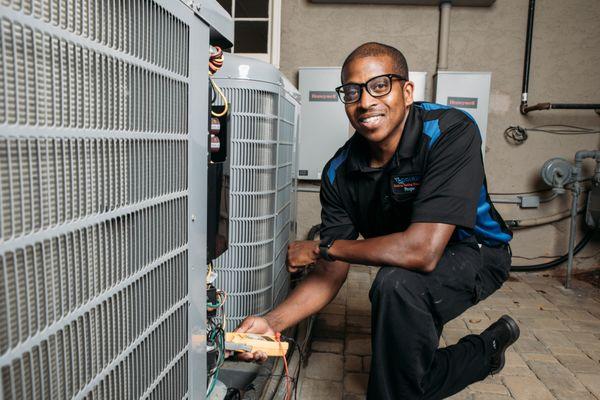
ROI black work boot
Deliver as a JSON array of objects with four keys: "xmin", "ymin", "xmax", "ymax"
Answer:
[{"xmin": 481, "ymin": 315, "xmax": 520, "ymax": 374}]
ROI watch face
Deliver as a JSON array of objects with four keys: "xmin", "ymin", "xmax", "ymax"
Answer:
[
  {"xmin": 321, "ymin": 237, "xmax": 334, "ymax": 248},
  {"xmin": 319, "ymin": 246, "xmax": 331, "ymax": 261},
  {"xmin": 319, "ymin": 239, "xmax": 335, "ymax": 261}
]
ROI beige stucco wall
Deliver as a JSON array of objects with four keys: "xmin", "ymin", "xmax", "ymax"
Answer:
[{"xmin": 283, "ymin": 0, "xmax": 600, "ymax": 272}]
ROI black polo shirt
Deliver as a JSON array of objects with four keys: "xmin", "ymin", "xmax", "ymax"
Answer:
[{"xmin": 319, "ymin": 101, "xmax": 512, "ymax": 246}]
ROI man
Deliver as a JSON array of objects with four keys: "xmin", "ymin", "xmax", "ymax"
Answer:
[{"xmin": 236, "ymin": 42, "xmax": 519, "ymax": 399}]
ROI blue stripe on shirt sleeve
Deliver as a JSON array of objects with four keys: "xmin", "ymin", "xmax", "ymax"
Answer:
[{"xmin": 423, "ymin": 119, "xmax": 442, "ymax": 149}]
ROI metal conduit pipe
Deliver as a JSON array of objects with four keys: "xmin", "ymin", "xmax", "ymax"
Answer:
[
  {"xmin": 437, "ymin": 1, "xmax": 452, "ymax": 70},
  {"xmin": 507, "ymin": 206, "xmax": 584, "ymax": 228},
  {"xmin": 297, "ymin": 186, "xmax": 321, "ymax": 193},
  {"xmin": 519, "ymin": 0, "xmax": 600, "ymax": 114},
  {"xmin": 520, "ymin": 0, "xmax": 535, "ymax": 111},
  {"xmin": 523, "ymin": 103, "xmax": 600, "ymax": 113},
  {"xmin": 564, "ymin": 150, "xmax": 600, "ymax": 287},
  {"xmin": 566, "ymin": 181, "xmax": 582, "ymax": 288}
]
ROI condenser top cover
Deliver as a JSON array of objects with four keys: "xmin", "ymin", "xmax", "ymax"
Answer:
[
  {"xmin": 214, "ymin": 53, "xmax": 282, "ymax": 85},
  {"xmin": 197, "ymin": 0, "xmax": 234, "ymax": 48}
]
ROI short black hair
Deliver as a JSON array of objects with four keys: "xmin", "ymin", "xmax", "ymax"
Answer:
[{"xmin": 341, "ymin": 42, "xmax": 409, "ymax": 83}]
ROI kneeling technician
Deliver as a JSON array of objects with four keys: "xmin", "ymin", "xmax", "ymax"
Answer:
[{"xmin": 235, "ymin": 42, "xmax": 520, "ymax": 400}]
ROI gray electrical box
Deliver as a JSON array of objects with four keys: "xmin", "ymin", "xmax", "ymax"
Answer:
[
  {"xmin": 298, "ymin": 68, "xmax": 428, "ymax": 180},
  {"xmin": 298, "ymin": 67, "xmax": 349, "ymax": 180},
  {"xmin": 434, "ymin": 71, "xmax": 491, "ymax": 151}
]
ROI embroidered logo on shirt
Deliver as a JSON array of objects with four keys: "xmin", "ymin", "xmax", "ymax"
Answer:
[{"xmin": 391, "ymin": 174, "xmax": 422, "ymax": 195}]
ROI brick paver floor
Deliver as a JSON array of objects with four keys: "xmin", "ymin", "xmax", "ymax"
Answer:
[{"xmin": 297, "ymin": 266, "xmax": 600, "ymax": 400}]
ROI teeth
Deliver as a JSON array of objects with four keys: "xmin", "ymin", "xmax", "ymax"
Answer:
[{"xmin": 360, "ymin": 115, "xmax": 381, "ymax": 123}]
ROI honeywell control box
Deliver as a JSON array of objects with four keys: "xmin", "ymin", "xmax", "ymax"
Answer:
[{"xmin": 434, "ymin": 71, "xmax": 491, "ymax": 153}]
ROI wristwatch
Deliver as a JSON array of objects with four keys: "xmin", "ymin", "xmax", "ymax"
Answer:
[{"xmin": 319, "ymin": 237, "xmax": 336, "ymax": 262}]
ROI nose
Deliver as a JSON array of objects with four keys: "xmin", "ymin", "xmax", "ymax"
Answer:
[{"xmin": 358, "ymin": 86, "xmax": 377, "ymax": 110}]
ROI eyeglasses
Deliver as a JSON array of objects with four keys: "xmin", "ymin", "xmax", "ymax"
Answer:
[{"xmin": 335, "ymin": 74, "xmax": 406, "ymax": 104}]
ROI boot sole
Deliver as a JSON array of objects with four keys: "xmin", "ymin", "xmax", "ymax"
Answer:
[{"xmin": 491, "ymin": 315, "xmax": 520, "ymax": 375}]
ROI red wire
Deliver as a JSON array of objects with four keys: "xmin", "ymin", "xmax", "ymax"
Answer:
[
  {"xmin": 209, "ymin": 46, "xmax": 224, "ymax": 75},
  {"xmin": 276, "ymin": 332, "xmax": 292, "ymax": 400}
]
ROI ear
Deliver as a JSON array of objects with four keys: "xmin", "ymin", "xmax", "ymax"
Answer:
[{"xmin": 403, "ymin": 81, "xmax": 415, "ymax": 107}]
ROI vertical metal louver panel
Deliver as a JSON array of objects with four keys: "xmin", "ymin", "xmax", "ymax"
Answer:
[
  {"xmin": 272, "ymin": 96, "xmax": 297, "ymax": 307},
  {"xmin": 213, "ymin": 56, "xmax": 300, "ymax": 328},
  {"xmin": 0, "ymin": 16, "xmax": 188, "ymax": 132},
  {"xmin": 0, "ymin": 0, "xmax": 207, "ymax": 398},
  {"xmin": 214, "ymin": 87, "xmax": 278, "ymax": 327},
  {"xmin": 0, "ymin": 0, "xmax": 189, "ymax": 77}
]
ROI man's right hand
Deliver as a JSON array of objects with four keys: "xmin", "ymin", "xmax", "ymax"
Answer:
[
  {"xmin": 287, "ymin": 240, "xmax": 320, "ymax": 272},
  {"xmin": 233, "ymin": 316, "xmax": 276, "ymax": 363}
]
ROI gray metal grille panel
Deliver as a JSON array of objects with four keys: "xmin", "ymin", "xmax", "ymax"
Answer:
[
  {"xmin": 0, "ymin": 137, "xmax": 187, "ymax": 241},
  {"xmin": 214, "ymin": 76, "xmax": 299, "ymax": 327},
  {"xmin": 1, "ymin": 253, "xmax": 187, "ymax": 400},
  {"xmin": 0, "ymin": 0, "xmax": 207, "ymax": 398},
  {"xmin": 0, "ymin": 17, "xmax": 188, "ymax": 132},
  {"xmin": 0, "ymin": 0, "xmax": 189, "ymax": 77}
]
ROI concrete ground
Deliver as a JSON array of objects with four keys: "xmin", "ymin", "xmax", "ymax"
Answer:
[{"xmin": 296, "ymin": 266, "xmax": 600, "ymax": 400}]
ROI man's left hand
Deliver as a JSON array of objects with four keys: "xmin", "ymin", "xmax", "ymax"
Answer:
[{"xmin": 286, "ymin": 240, "xmax": 320, "ymax": 272}]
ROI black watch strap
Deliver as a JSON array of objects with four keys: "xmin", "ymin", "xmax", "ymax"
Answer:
[{"xmin": 319, "ymin": 238, "xmax": 336, "ymax": 262}]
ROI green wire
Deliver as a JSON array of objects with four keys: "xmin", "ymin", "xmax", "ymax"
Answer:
[
  {"xmin": 207, "ymin": 316, "xmax": 227, "ymax": 397},
  {"xmin": 207, "ymin": 292, "xmax": 225, "ymax": 309},
  {"xmin": 207, "ymin": 368, "xmax": 219, "ymax": 397},
  {"xmin": 207, "ymin": 330, "xmax": 226, "ymax": 397}
]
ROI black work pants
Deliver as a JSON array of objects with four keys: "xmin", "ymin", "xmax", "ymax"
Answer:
[{"xmin": 367, "ymin": 241, "xmax": 511, "ymax": 400}]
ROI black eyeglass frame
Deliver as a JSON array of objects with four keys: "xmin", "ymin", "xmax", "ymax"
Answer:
[{"xmin": 335, "ymin": 74, "xmax": 407, "ymax": 104}]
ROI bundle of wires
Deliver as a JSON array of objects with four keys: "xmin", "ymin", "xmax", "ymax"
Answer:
[
  {"xmin": 275, "ymin": 333, "xmax": 292, "ymax": 400},
  {"xmin": 207, "ymin": 290, "xmax": 228, "ymax": 331},
  {"xmin": 206, "ymin": 289, "xmax": 228, "ymax": 397},
  {"xmin": 209, "ymin": 45, "xmax": 228, "ymax": 117},
  {"xmin": 273, "ymin": 333, "xmax": 306, "ymax": 400},
  {"xmin": 209, "ymin": 46, "xmax": 224, "ymax": 74},
  {"xmin": 504, "ymin": 124, "xmax": 600, "ymax": 145},
  {"xmin": 285, "ymin": 336, "xmax": 303, "ymax": 400},
  {"xmin": 207, "ymin": 326, "xmax": 225, "ymax": 397}
]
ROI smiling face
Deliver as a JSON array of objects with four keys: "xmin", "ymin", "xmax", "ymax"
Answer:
[{"xmin": 342, "ymin": 55, "xmax": 414, "ymax": 147}]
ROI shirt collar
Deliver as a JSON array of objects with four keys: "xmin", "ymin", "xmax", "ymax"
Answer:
[{"xmin": 346, "ymin": 104, "xmax": 423, "ymax": 173}]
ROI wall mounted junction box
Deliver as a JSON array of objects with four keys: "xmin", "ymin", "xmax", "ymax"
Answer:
[{"xmin": 434, "ymin": 71, "xmax": 491, "ymax": 155}]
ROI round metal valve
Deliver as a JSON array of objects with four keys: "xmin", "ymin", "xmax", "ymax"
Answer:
[{"xmin": 540, "ymin": 157, "xmax": 573, "ymax": 193}]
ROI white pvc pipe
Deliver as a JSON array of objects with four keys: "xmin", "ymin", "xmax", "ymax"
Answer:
[{"xmin": 438, "ymin": 1, "xmax": 452, "ymax": 70}]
